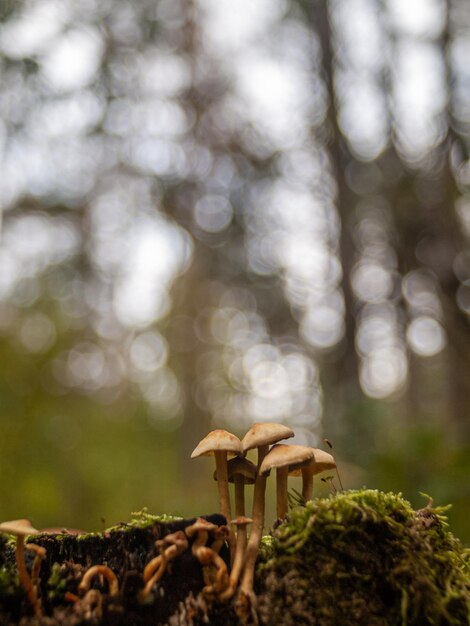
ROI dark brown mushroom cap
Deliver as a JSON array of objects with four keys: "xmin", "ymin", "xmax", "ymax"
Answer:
[
  {"xmin": 213, "ymin": 457, "xmax": 257, "ymax": 484},
  {"xmin": 288, "ymin": 449, "xmax": 336, "ymax": 476},
  {"xmin": 259, "ymin": 444, "xmax": 315, "ymax": 475},
  {"xmin": 242, "ymin": 423, "xmax": 294, "ymax": 453},
  {"xmin": 191, "ymin": 429, "xmax": 242, "ymax": 458},
  {"xmin": 0, "ymin": 519, "xmax": 39, "ymax": 537}
]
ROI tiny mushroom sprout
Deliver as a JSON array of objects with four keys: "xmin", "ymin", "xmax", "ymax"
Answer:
[
  {"xmin": 260, "ymin": 444, "xmax": 315, "ymax": 519},
  {"xmin": 191, "ymin": 429, "xmax": 243, "ymax": 558},
  {"xmin": 288, "ymin": 448, "xmax": 337, "ymax": 502},
  {"xmin": 185, "ymin": 517, "xmax": 218, "ymax": 558},
  {"xmin": 0, "ymin": 519, "xmax": 42, "ymax": 616},
  {"xmin": 140, "ymin": 531, "xmax": 189, "ymax": 601},
  {"xmin": 79, "ymin": 565, "xmax": 119, "ymax": 598},
  {"xmin": 185, "ymin": 518, "xmax": 229, "ymax": 598},
  {"xmin": 239, "ymin": 423, "xmax": 294, "ymax": 612}
]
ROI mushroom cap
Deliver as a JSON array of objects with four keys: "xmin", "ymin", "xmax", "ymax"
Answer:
[
  {"xmin": 242, "ymin": 423, "xmax": 294, "ymax": 453},
  {"xmin": 213, "ymin": 457, "xmax": 257, "ymax": 484},
  {"xmin": 191, "ymin": 429, "xmax": 242, "ymax": 458},
  {"xmin": 230, "ymin": 516, "xmax": 253, "ymax": 527},
  {"xmin": 185, "ymin": 518, "xmax": 218, "ymax": 537},
  {"xmin": 259, "ymin": 444, "xmax": 315, "ymax": 475},
  {"xmin": 0, "ymin": 519, "xmax": 39, "ymax": 537},
  {"xmin": 288, "ymin": 449, "xmax": 336, "ymax": 476}
]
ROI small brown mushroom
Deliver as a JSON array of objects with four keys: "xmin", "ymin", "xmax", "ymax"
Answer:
[
  {"xmin": 288, "ymin": 448, "xmax": 337, "ymax": 502},
  {"xmin": 213, "ymin": 457, "xmax": 256, "ymax": 563},
  {"xmin": 186, "ymin": 518, "xmax": 227, "ymax": 595},
  {"xmin": 260, "ymin": 444, "xmax": 316, "ymax": 519},
  {"xmin": 185, "ymin": 518, "xmax": 218, "ymax": 557},
  {"xmin": 79, "ymin": 565, "xmax": 119, "ymax": 597},
  {"xmin": 226, "ymin": 456, "xmax": 257, "ymax": 519},
  {"xmin": 210, "ymin": 524, "xmax": 230, "ymax": 554},
  {"xmin": 140, "ymin": 530, "xmax": 189, "ymax": 600},
  {"xmin": 239, "ymin": 423, "xmax": 294, "ymax": 612},
  {"xmin": 191, "ymin": 430, "xmax": 243, "ymax": 523},
  {"xmin": 196, "ymin": 546, "xmax": 229, "ymax": 598},
  {"xmin": 0, "ymin": 519, "xmax": 41, "ymax": 616},
  {"xmin": 191, "ymin": 430, "xmax": 242, "ymax": 559}
]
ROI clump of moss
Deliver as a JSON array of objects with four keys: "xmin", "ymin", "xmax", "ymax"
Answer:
[{"xmin": 256, "ymin": 490, "xmax": 470, "ymax": 626}]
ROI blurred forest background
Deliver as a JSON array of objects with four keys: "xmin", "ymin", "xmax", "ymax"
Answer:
[{"xmin": 0, "ymin": 0, "xmax": 469, "ymax": 541}]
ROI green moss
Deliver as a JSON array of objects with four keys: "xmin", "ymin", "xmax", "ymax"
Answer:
[
  {"xmin": 257, "ymin": 490, "xmax": 470, "ymax": 626},
  {"xmin": 0, "ymin": 567, "xmax": 18, "ymax": 599},
  {"xmin": 47, "ymin": 563, "xmax": 67, "ymax": 602},
  {"xmin": 101, "ymin": 507, "xmax": 183, "ymax": 536}
]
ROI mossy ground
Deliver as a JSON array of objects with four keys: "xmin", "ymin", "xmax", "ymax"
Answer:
[
  {"xmin": 0, "ymin": 491, "xmax": 468, "ymax": 625},
  {"xmin": 256, "ymin": 490, "xmax": 470, "ymax": 626}
]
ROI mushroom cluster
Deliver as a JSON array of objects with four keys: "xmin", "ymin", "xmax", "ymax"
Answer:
[
  {"xmin": 0, "ymin": 424, "xmax": 338, "ymax": 624},
  {"xmin": 191, "ymin": 424, "xmax": 339, "ymax": 618}
]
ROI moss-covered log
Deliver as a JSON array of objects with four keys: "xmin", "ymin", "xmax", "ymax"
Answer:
[{"xmin": 0, "ymin": 491, "xmax": 468, "ymax": 625}]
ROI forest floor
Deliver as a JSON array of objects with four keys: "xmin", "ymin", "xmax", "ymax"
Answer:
[{"xmin": 0, "ymin": 490, "xmax": 469, "ymax": 626}]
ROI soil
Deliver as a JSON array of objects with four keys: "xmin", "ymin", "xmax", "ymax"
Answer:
[{"xmin": 0, "ymin": 491, "xmax": 468, "ymax": 626}]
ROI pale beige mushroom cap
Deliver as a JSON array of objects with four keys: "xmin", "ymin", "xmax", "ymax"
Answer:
[
  {"xmin": 230, "ymin": 516, "xmax": 253, "ymax": 527},
  {"xmin": 242, "ymin": 423, "xmax": 294, "ymax": 453},
  {"xmin": 191, "ymin": 429, "xmax": 242, "ymax": 458},
  {"xmin": 259, "ymin": 444, "xmax": 315, "ymax": 475},
  {"xmin": 288, "ymin": 449, "xmax": 336, "ymax": 476},
  {"xmin": 0, "ymin": 519, "xmax": 39, "ymax": 537}
]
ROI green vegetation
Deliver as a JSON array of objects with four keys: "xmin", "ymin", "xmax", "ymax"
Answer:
[
  {"xmin": 1, "ymin": 489, "xmax": 468, "ymax": 625},
  {"xmin": 257, "ymin": 490, "xmax": 470, "ymax": 626}
]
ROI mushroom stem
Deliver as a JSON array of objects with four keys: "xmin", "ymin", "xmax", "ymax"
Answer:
[
  {"xmin": 219, "ymin": 518, "xmax": 252, "ymax": 602},
  {"xmin": 239, "ymin": 443, "xmax": 269, "ymax": 606},
  {"xmin": 234, "ymin": 476, "xmax": 246, "ymax": 517},
  {"xmin": 214, "ymin": 450, "xmax": 231, "ymax": 523},
  {"xmin": 276, "ymin": 466, "xmax": 289, "ymax": 519},
  {"xmin": 301, "ymin": 467, "xmax": 314, "ymax": 502},
  {"xmin": 26, "ymin": 544, "xmax": 46, "ymax": 590},
  {"xmin": 140, "ymin": 555, "xmax": 167, "ymax": 599},
  {"xmin": 214, "ymin": 450, "xmax": 236, "ymax": 561},
  {"xmin": 15, "ymin": 537, "xmax": 41, "ymax": 616}
]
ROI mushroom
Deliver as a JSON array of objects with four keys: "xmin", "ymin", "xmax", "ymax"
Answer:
[
  {"xmin": 288, "ymin": 448, "xmax": 336, "ymax": 502},
  {"xmin": 0, "ymin": 519, "xmax": 41, "ymax": 616},
  {"xmin": 259, "ymin": 444, "xmax": 316, "ymax": 519},
  {"xmin": 219, "ymin": 516, "xmax": 253, "ymax": 602},
  {"xmin": 79, "ymin": 565, "xmax": 119, "ymax": 597},
  {"xmin": 213, "ymin": 456, "xmax": 256, "ymax": 560},
  {"xmin": 186, "ymin": 518, "xmax": 228, "ymax": 598},
  {"xmin": 185, "ymin": 518, "xmax": 218, "ymax": 558},
  {"xmin": 191, "ymin": 429, "xmax": 243, "ymax": 522},
  {"xmin": 140, "ymin": 531, "xmax": 189, "ymax": 601},
  {"xmin": 238, "ymin": 423, "xmax": 294, "ymax": 610},
  {"xmin": 210, "ymin": 524, "xmax": 230, "ymax": 554},
  {"xmin": 196, "ymin": 546, "xmax": 229, "ymax": 598},
  {"xmin": 226, "ymin": 456, "xmax": 257, "ymax": 519},
  {"xmin": 191, "ymin": 429, "xmax": 242, "ymax": 558}
]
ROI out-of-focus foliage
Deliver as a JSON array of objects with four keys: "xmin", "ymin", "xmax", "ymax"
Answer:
[{"xmin": 0, "ymin": 0, "xmax": 469, "ymax": 540}]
